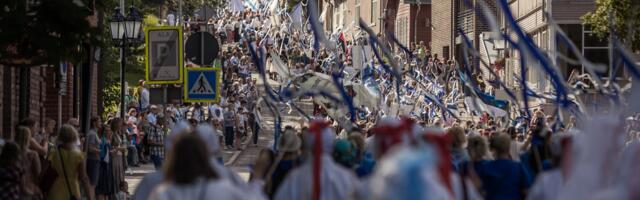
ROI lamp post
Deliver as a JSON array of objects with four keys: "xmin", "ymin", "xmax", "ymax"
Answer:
[{"xmin": 110, "ymin": 6, "xmax": 142, "ymax": 119}]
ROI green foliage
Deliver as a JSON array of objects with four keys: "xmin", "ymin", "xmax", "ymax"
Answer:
[
  {"xmin": 0, "ymin": 1, "xmax": 96, "ymax": 66},
  {"xmin": 98, "ymin": 0, "xmax": 224, "ymax": 116},
  {"xmin": 102, "ymin": 77, "xmax": 121, "ymax": 119},
  {"xmin": 144, "ymin": 14, "xmax": 160, "ymax": 26},
  {"xmin": 582, "ymin": 0, "xmax": 640, "ymax": 51}
]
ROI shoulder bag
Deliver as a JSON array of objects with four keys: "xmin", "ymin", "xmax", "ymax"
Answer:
[{"xmin": 57, "ymin": 147, "xmax": 78, "ymax": 200}]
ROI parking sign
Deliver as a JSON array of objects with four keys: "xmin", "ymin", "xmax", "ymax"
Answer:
[{"xmin": 145, "ymin": 26, "xmax": 183, "ymax": 84}]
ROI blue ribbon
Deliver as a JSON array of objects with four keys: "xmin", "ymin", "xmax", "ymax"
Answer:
[
  {"xmin": 497, "ymin": 0, "xmax": 571, "ymax": 109},
  {"xmin": 331, "ymin": 72, "xmax": 357, "ymax": 122}
]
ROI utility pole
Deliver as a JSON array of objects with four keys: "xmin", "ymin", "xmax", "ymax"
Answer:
[{"xmin": 179, "ymin": 0, "xmax": 183, "ymax": 25}]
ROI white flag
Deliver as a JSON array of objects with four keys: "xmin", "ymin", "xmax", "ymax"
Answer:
[
  {"xmin": 230, "ymin": 0, "xmax": 245, "ymax": 12},
  {"xmin": 289, "ymin": 4, "xmax": 303, "ymax": 31}
]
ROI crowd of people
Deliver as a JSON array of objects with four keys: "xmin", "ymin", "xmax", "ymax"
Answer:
[{"xmin": 2, "ymin": 1, "xmax": 640, "ymax": 200}]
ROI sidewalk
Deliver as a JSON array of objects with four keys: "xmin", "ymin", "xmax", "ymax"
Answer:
[
  {"xmin": 125, "ymin": 74, "xmax": 310, "ymax": 191},
  {"xmin": 224, "ymin": 75, "xmax": 315, "ymax": 181}
]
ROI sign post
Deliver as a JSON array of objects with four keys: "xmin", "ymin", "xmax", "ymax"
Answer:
[
  {"xmin": 184, "ymin": 68, "xmax": 222, "ymax": 103},
  {"xmin": 145, "ymin": 26, "xmax": 184, "ymax": 84}
]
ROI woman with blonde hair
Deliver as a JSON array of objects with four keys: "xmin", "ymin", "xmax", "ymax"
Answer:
[
  {"xmin": 15, "ymin": 126, "xmax": 42, "ymax": 199},
  {"xmin": 47, "ymin": 125, "xmax": 94, "ymax": 200}
]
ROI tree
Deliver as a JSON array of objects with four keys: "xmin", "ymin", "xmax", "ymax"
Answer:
[
  {"xmin": 99, "ymin": 0, "xmax": 226, "ymax": 116},
  {"xmin": 0, "ymin": 0, "xmax": 97, "ymax": 66},
  {"xmin": 582, "ymin": 0, "xmax": 640, "ymax": 51}
]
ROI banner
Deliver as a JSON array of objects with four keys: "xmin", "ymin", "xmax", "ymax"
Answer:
[
  {"xmin": 269, "ymin": 51, "xmax": 291, "ymax": 80},
  {"xmin": 230, "ymin": 0, "xmax": 245, "ymax": 12},
  {"xmin": 294, "ymin": 72, "xmax": 380, "ymax": 117},
  {"xmin": 464, "ymin": 97, "xmax": 507, "ymax": 117},
  {"xmin": 289, "ymin": 4, "xmax": 303, "ymax": 31}
]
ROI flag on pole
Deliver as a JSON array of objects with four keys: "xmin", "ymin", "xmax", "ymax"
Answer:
[
  {"xmin": 230, "ymin": 0, "xmax": 245, "ymax": 12},
  {"xmin": 289, "ymin": 4, "xmax": 303, "ymax": 31},
  {"xmin": 338, "ymin": 32, "xmax": 347, "ymax": 52}
]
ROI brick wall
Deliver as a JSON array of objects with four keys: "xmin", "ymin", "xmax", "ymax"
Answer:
[
  {"xmin": 396, "ymin": 3, "xmax": 412, "ymax": 46},
  {"xmin": 412, "ymin": 4, "xmax": 432, "ymax": 48},
  {"xmin": 474, "ymin": 0, "xmax": 497, "ymax": 34},
  {"xmin": 396, "ymin": 3, "xmax": 432, "ymax": 48},
  {"xmin": 431, "ymin": 0, "xmax": 453, "ymax": 60},
  {"xmin": 9, "ymin": 68, "xmax": 19, "ymax": 136},
  {"xmin": 0, "ymin": 66, "xmax": 3, "ymax": 138},
  {"xmin": 1, "ymin": 66, "xmax": 20, "ymax": 138},
  {"xmin": 1, "ymin": 61, "xmax": 98, "ymax": 137},
  {"xmin": 30, "ymin": 67, "xmax": 45, "ymax": 127},
  {"xmin": 44, "ymin": 63, "xmax": 76, "ymax": 125},
  {"xmin": 91, "ymin": 62, "xmax": 99, "ymax": 117}
]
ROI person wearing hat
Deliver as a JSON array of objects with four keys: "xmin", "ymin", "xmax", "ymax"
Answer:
[
  {"xmin": 262, "ymin": 126, "xmax": 302, "ymax": 197},
  {"xmin": 127, "ymin": 108, "xmax": 138, "ymax": 124},
  {"xmin": 274, "ymin": 121, "xmax": 359, "ymax": 200},
  {"xmin": 146, "ymin": 105, "xmax": 159, "ymax": 126}
]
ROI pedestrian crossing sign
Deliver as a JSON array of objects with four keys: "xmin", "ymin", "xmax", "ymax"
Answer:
[{"xmin": 184, "ymin": 68, "xmax": 221, "ymax": 103}]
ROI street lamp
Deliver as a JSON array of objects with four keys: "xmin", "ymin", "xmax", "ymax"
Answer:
[
  {"xmin": 109, "ymin": 6, "xmax": 143, "ymax": 119},
  {"xmin": 125, "ymin": 6, "xmax": 142, "ymax": 43}
]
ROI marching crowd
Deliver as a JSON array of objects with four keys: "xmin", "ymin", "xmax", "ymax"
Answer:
[{"xmin": 2, "ymin": 2, "xmax": 640, "ymax": 200}]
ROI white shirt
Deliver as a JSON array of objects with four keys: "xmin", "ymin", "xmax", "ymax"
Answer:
[
  {"xmin": 147, "ymin": 113, "xmax": 157, "ymax": 125},
  {"xmin": 274, "ymin": 155, "xmax": 360, "ymax": 200},
  {"xmin": 150, "ymin": 179, "xmax": 263, "ymax": 200},
  {"xmin": 141, "ymin": 88, "xmax": 150, "ymax": 109},
  {"xmin": 509, "ymin": 140, "xmax": 522, "ymax": 162},
  {"xmin": 526, "ymin": 169, "xmax": 564, "ymax": 200},
  {"xmin": 208, "ymin": 105, "xmax": 224, "ymax": 122},
  {"xmin": 234, "ymin": 101, "xmax": 241, "ymax": 112}
]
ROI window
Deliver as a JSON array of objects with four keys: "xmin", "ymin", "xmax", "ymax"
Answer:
[
  {"xmin": 371, "ymin": 1, "xmax": 378, "ymax": 24},
  {"xmin": 443, "ymin": 46, "xmax": 450, "ymax": 60},
  {"xmin": 458, "ymin": 0, "xmax": 473, "ymax": 11},
  {"xmin": 557, "ymin": 24, "xmax": 583, "ymax": 79},
  {"xmin": 401, "ymin": 18, "xmax": 407, "ymax": 46},
  {"xmin": 582, "ymin": 25, "xmax": 613, "ymax": 78}
]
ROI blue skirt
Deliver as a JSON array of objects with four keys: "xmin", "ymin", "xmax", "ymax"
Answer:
[{"xmin": 95, "ymin": 160, "xmax": 116, "ymax": 195}]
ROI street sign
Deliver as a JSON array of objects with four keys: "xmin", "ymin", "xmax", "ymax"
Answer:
[
  {"xmin": 59, "ymin": 62, "xmax": 68, "ymax": 96},
  {"xmin": 145, "ymin": 26, "xmax": 183, "ymax": 84},
  {"xmin": 184, "ymin": 68, "xmax": 221, "ymax": 103},
  {"xmin": 185, "ymin": 31, "xmax": 219, "ymax": 66}
]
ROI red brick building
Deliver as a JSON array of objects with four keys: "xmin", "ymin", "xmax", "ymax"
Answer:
[
  {"xmin": 395, "ymin": 3, "xmax": 432, "ymax": 49},
  {"xmin": 1, "ymin": 61, "xmax": 99, "ymax": 139},
  {"xmin": 431, "ymin": 0, "xmax": 453, "ymax": 61}
]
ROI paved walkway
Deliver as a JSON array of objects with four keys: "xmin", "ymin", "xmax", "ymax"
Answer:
[{"xmin": 126, "ymin": 74, "xmax": 314, "ymax": 193}]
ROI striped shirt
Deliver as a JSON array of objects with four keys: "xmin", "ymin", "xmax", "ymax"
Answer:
[{"xmin": 147, "ymin": 125, "xmax": 165, "ymax": 158}]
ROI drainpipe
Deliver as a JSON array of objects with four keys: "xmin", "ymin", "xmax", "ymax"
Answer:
[{"xmin": 415, "ymin": 1, "xmax": 421, "ymax": 44}]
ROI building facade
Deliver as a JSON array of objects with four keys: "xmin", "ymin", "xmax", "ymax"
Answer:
[
  {"xmin": 431, "ymin": 0, "xmax": 454, "ymax": 61},
  {"xmin": 324, "ymin": 0, "xmax": 383, "ymax": 38},
  {"xmin": 0, "ymin": 61, "xmax": 99, "ymax": 139},
  {"xmin": 499, "ymin": 0, "xmax": 606, "ymax": 103},
  {"xmin": 395, "ymin": 3, "xmax": 432, "ymax": 48}
]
